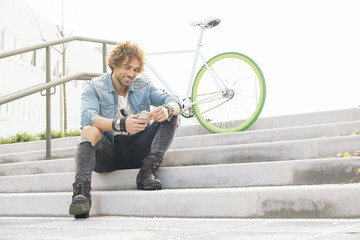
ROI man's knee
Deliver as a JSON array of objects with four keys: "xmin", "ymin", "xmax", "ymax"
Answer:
[{"xmin": 81, "ymin": 126, "xmax": 102, "ymax": 146}]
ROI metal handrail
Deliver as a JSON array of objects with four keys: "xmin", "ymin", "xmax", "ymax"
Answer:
[
  {"xmin": 0, "ymin": 35, "xmax": 117, "ymax": 57},
  {"xmin": 0, "ymin": 72, "xmax": 101, "ymax": 105},
  {"xmin": 0, "ymin": 36, "xmax": 117, "ymax": 159}
]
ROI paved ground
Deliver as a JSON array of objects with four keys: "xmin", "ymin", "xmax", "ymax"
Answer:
[{"xmin": 1, "ymin": 217, "xmax": 360, "ymax": 240}]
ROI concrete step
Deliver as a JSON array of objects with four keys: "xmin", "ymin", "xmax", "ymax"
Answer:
[
  {"xmin": 0, "ymin": 137, "xmax": 79, "ymax": 155},
  {"xmin": 0, "ymin": 122, "xmax": 208, "ymax": 154},
  {"xmin": 1, "ymin": 108, "xmax": 360, "ymax": 154},
  {"xmin": 0, "ymin": 122, "xmax": 196, "ymax": 154},
  {"xmin": 176, "ymin": 107, "xmax": 360, "ymax": 137},
  {"xmin": 1, "ymin": 157, "xmax": 359, "ymax": 193},
  {"xmin": 0, "ymin": 146, "xmax": 76, "ymax": 164},
  {"xmin": 2, "ymin": 124, "xmax": 360, "ymax": 164},
  {"xmin": 174, "ymin": 120, "xmax": 360, "ymax": 150},
  {"xmin": 1, "ymin": 184, "xmax": 359, "ymax": 218},
  {"xmin": 247, "ymin": 107, "xmax": 360, "ymax": 131},
  {"xmin": 0, "ymin": 158, "xmax": 74, "ymax": 176},
  {"xmin": 165, "ymin": 135, "xmax": 360, "ymax": 167}
]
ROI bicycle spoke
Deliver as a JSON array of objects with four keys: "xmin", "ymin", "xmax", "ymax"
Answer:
[
  {"xmin": 197, "ymin": 97, "xmax": 232, "ymax": 116},
  {"xmin": 197, "ymin": 90, "xmax": 222, "ymax": 97}
]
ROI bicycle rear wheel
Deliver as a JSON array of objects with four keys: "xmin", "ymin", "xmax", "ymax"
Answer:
[{"xmin": 191, "ymin": 52, "xmax": 266, "ymax": 133}]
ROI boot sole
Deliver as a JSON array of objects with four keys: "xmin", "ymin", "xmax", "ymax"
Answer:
[
  {"xmin": 74, "ymin": 213, "xmax": 89, "ymax": 219},
  {"xmin": 137, "ymin": 182, "xmax": 163, "ymax": 190},
  {"xmin": 69, "ymin": 202, "xmax": 90, "ymax": 217}
]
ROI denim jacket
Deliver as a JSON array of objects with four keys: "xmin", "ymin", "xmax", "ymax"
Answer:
[{"xmin": 80, "ymin": 73, "xmax": 181, "ymax": 145}]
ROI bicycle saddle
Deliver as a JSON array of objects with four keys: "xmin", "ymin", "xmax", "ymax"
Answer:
[{"xmin": 190, "ymin": 17, "xmax": 221, "ymax": 29}]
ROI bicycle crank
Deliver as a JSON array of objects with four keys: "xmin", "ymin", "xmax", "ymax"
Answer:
[{"xmin": 182, "ymin": 106, "xmax": 195, "ymax": 118}]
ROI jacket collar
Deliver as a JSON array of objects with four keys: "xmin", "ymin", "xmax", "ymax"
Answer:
[
  {"xmin": 107, "ymin": 73, "xmax": 116, "ymax": 93},
  {"xmin": 128, "ymin": 79, "xmax": 135, "ymax": 93}
]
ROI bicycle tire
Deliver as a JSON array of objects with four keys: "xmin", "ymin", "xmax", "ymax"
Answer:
[{"xmin": 191, "ymin": 52, "xmax": 266, "ymax": 133}]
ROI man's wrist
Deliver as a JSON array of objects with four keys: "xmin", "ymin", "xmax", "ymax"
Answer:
[
  {"xmin": 162, "ymin": 104, "xmax": 174, "ymax": 119},
  {"xmin": 112, "ymin": 118, "xmax": 120, "ymax": 131},
  {"xmin": 112, "ymin": 118, "xmax": 128, "ymax": 133}
]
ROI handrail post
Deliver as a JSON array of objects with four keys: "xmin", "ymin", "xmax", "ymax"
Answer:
[
  {"xmin": 46, "ymin": 46, "xmax": 51, "ymax": 160},
  {"xmin": 102, "ymin": 43, "xmax": 107, "ymax": 73},
  {"xmin": 32, "ymin": 50, "xmax": 36, "ymax": 66}
]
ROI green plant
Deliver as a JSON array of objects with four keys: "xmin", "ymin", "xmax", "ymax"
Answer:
[
  {"xmin": 336, "ymin": 152, "xmax": 352, "ymax": 158},
  {"xmin": 351, "ymin": 129, "xmax": 360, "ymax": 135},
  {"xmin": 0, "ymin": 131, "xmax": 38, "ymax": 144},
  {"xmin": 38, "ymin": 130, "xmax": 63, "ymax": 140},
  {"xmin": 322, "ymin": 129, "xmax": 360, "ymax": 138},
  {"xmin": 64, "ymin": 129, "xmax": 81, "ymax": 137},
  {"xmin": 327, "ymin": 151, "xmax": 360, "ymax": 159},
  {"xmin": 0, "ymin": 129, "xmax": 80, "ymax": 144}
]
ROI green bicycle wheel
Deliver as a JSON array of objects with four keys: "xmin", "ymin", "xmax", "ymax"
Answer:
[{"xmin": 191, "ymin": 52, "xmax": 266, "ymax": 133}]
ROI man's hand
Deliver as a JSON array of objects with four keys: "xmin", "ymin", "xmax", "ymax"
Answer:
[
  {"xmin": 149, "ymin": 106, "xmax": 169, "ymax": 122},
  {"xmin": 125, "ymin": 114, "xmax": 149, "ymax": 134}
]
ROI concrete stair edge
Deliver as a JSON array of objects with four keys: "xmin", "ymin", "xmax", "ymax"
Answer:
[
  {"xmin": 1, "ymin": 135, "xmax": 360, "ymax": 165},
  {"xmin": 164, "ymin": 135, "xmax": 360, "ymax": 167},
  {"xmin": 173, "ymin": 120, "xmax": 360, "ymax": 150},
  {"xmin": 176, "ymin": 107, "xmax": 360, "ymax": 137},
  {"xmin": 1, "ymin": 107, "xmax": 360, "ymax": 153},
  {"xmin": 0, "ymin": 158, "xmax": 74, "ymax": 176},
  {"xmin": 1, "ymin": 119, "xmax": 360, "ymax": 158},
  {"xmin": 0, "ymin": 137, "xmax": 79, "ymax": 155},
  {"xmin": 0, "ymin": 157, "xmax": 359, "ymax": 193},
  {"xmin": 247, "ymin": 107, "xmax": 360, "ymax": 131},
  {"xmin": 0, "ymin": 184, "xmax": 359, "ymax": 218}
]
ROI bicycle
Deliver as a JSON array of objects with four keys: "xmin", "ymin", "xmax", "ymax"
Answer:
[{"xmin": 146, "ymin": 17, "xmax": 266, "ymax": 133}]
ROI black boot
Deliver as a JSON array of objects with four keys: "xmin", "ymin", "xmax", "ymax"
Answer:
[
  {"xmin": 69, "ymin": 181, "xmax": 92, "ymax": 219},
  {"xmin": 136, "ymin": 156, "xmax": 162, "ymax": 190}
]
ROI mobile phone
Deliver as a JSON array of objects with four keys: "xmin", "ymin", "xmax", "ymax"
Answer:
[{"xmin": 138, "ymin": 111, "xmax": 150, "ymax": 120}]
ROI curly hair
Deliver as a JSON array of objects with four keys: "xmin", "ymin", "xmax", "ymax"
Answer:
[{"xmin": 107, "ymin": 41, "xmax": 145, "ymax": 72}]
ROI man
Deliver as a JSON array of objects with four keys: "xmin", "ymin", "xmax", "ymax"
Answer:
[{"xmin": 69, "ymin": 41, "xmax": 181, "ymax": 219}]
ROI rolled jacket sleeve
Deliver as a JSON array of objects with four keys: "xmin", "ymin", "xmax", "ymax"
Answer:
[
  {"xmin": 149, "ymin": 83, "xmax": 182, "ymax": 111},
  {"xmin": 80, "ymin": 81, "xmax": 101, "ymax": 128}
]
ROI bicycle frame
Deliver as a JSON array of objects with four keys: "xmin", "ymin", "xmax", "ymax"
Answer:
[{"xmin": 146, "ymin": 27, "xmax": 226, "ymax": 111}]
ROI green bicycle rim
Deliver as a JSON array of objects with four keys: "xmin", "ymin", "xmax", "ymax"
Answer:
[{"xmin": 191, "ymin": 52, "xmax": 266, "ymax": 133}]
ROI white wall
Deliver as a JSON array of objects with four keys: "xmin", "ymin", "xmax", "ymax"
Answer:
[{"xmin": 0, "ymin": 0, "xmax": 101, "ymax": 137}]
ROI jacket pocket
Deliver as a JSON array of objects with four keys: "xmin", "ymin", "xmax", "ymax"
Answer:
[{"xmin": 100, "ymin": 99, "xmax": 114, "ymax": 119}]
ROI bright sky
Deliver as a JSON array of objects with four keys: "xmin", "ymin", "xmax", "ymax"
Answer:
[{"xmin": 22, "ymin": 0, "xmax": 360, "ymax": 118}]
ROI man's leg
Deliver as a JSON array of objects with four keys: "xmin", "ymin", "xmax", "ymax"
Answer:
[
  {"xmin": 69, "ymin": 126, "xmax": 102, "ymax": 219},
  {"xmin": 135, "ymin": 116, "xmax": 179, "ymax": 190}
]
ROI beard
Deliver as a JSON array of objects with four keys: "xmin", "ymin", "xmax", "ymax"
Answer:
[{"xmin": 116, "ymin": 74, "xmax": 132, "ymax": 87}]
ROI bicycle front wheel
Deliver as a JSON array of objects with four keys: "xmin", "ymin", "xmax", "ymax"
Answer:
[{"xmin": 191, "ymin": 52, "xmax": 266, "ymax": 133}]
